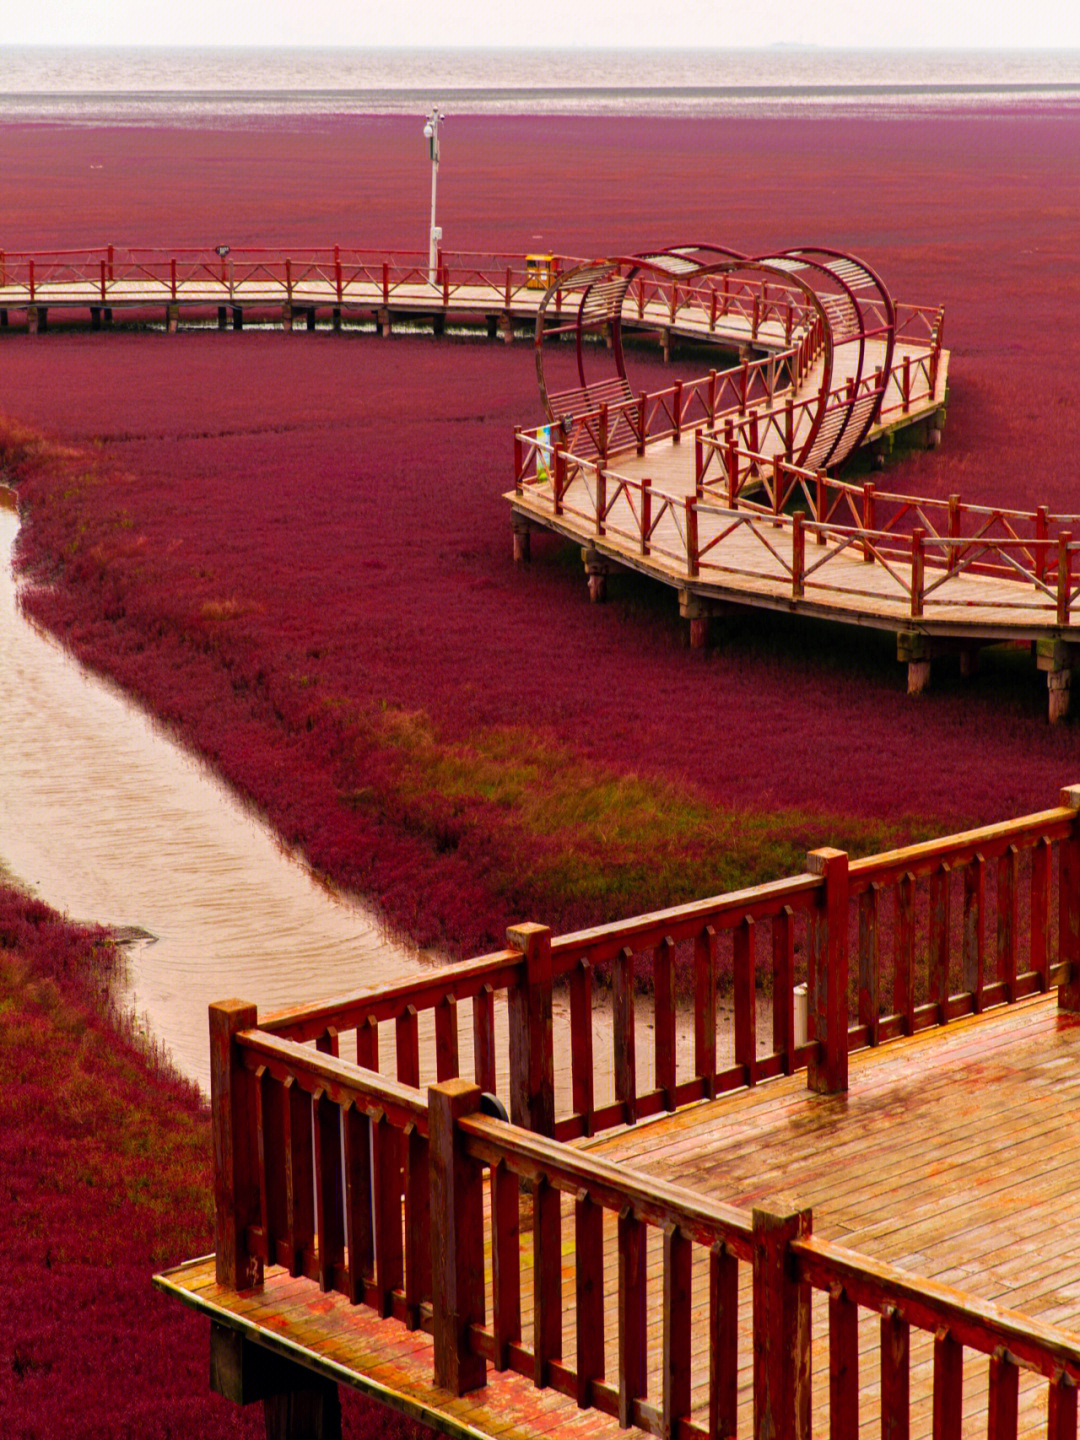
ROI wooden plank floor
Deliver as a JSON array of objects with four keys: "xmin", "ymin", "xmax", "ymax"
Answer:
[{"xmin": 158, "ymin": 994, "xmax": 1080, "ymax": 1440}]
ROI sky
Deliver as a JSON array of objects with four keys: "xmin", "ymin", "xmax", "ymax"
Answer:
[{"xmin": 4, "ymin": 0, "xmax": 1080, "ymax": 52}]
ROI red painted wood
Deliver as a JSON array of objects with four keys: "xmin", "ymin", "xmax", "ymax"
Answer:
[
  {"xmin": 575, "ymin": 1192, "xmax": 605, "ymax": 1407},
  {"xmin": 284, "ymin": 1076, "xmax": 315, "ymax": 1279},
  {"xmin": 614, "ymin": 946, "xmax": 637, "ymax": 1124},
  {"xmin": 533, "ymin": 1175, "xmax": 563, "ymax": 1388},
  {"xmin": 472, "ymin": 984, "xmax": 497, "ymax": 1094},
  {"xmin": 618, "ymin": 1208, "xmax": 648, "ymax": 1429},
  {"xmin": 881, "ymin": 1309, "xmax": 910, "ymax": 1440},
  {"xmin": 964, "ymin": 855, "xmax": 986, "ymax": 1009},
  {"xmin": 507, "ymin": 923, "xmax": 555, "ymax": 1136},
  {"xmin": 895, "ymin": 871, "xmax": 915, "ymax": 1035},
  {"xmin": 314, "ymin": 1089, "xmax": 345, "ymax": 1293},
  {"xmin": 932, "ymin": 1329, "xmax": 963, "ymax": 1440},
  {"xmin": 355, "ymin": 1015, "xmax": 378, "ymax": 1071},
  {"xmin": 1048, "ymin": 1374, "xmax": 1079, "ymax": 1440},
  {"xmin": 403, "ymin": 1123, "xmax": 431, "ymax": 1329},
  {"xmin": 491, "ymin": 1160, "xmax": 521, "ymax": 1371},
  {"xmin": 396, "ymin": 1005, "xmax": 420, "ymax": 1089},
  {"xmin": 808, "ymin": 849, "xmax": 849, "ymax": 1094},
  {"xmin": 342, "ymin": 1101, "xmax": 373, "ymax": 1304},
  {"xmin": 998, "ymin": 846, "xmax": 1018, "ymax": 1000},
  {"xmin": 663, "ymin": 1225, "xmax": 692, "ymax": 1440},
  {"xmin": 695, "ymin": 925, "xmax": 718, "ymax": 1100},
  {"xmin": 654, "ymin": 937, "xmax": 677, "ymax": 1110},
  {"xmin": 429, "ymin": 1080, "xmax": 487, "ymax": 1396},
  {"xmin": 858, "ymin": 884, "xmax": 881, "ymax": 1045},
  {"xmin": 772, "ymin": 907, "xmax": 796, "ymax": 1074},
  {"xmin": 987, "ymin": 1350, "xmax": 1019, "ymax": 1440},
  {"xmin": 734, "ymin": 917, "xmax": 757, "ymax": 1086},
  {"xmin": 210, "ymin": 999, "xmax": 262, "ymax": 1290},
  {"xmin": 1031, "ymin": 838, "xmax": 1051, "ymax": 990},
  {"xmin": 929, "ymin": 864, "xmax": 950, "ymax": 1019},
  {"xmin": 1059, "ymin": 791, "xmax": 1080, "ymax": 1011},
  {"xmin": 752, "ymin": 1204, "xmax": 811, "ymax": 1440},
  {"xmin": 569, "ymin": 958, "xmax": 595, "ymax": 1133},
  {"xmin": 256, "ymin": 1067, "xmax": 287, "ymax": 1269},
  {"xmin": 434, "ymin": 995, "xmax": 459, "ymax": 1082},
  {"xmin": 829, "ymin": 1286, "xmax": 859, "ymax": 1440},
  {"xmin": 372, "ymin": 1115, "xmax": 404, "ymax": 1318},
  {"xmin": 710, "ymin": 1243, "xmax": 739, "ymax": 1440}
]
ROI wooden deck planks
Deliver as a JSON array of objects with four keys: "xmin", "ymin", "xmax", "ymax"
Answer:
[{"xmin": 158, "ymin": 996, "xmax": 1080, "ymax": 1440}]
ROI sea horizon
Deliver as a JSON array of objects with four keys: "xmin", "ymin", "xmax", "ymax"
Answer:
[{"xmin": 1, "ymin": 43, "xmax": 1078, "ymax": 121}]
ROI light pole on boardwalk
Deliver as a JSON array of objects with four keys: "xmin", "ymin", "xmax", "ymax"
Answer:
[{"xmin": 423, "ymin": 107, "xmax": 443, "ymax": 285}]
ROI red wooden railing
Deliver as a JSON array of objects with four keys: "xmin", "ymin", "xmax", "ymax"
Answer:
[{"xmin": 210, "ymin": 788, "xmax": 1080, "ymax": 1439}]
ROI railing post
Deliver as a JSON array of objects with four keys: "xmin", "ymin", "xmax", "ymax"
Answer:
[
  {"xmin": 1058, "ymin": 533, "xmax": 1072, "ymax": 625},
  {"xmin": 637, "ymin": 393, "xmax": 647, "ymax": 456},
  {"xmin": 596, "ymin": 465, "xmax": 607, "ymax": 537},
  {"xmin": 807, "ymin": 848, "xmax": 849, "ymax": 1094},
  {"xmin": 911, "ymin": 528, "xmax": 926, "ymax": 619},
  {"xmin": 673, "ymin": 380, "xmax": 684, "ymax": 441},
  {"xmin": 429, "ymin": 1079, "xmax": 487, "ymax": 1396},
  {"xmin": 641, "ymin": 478, "xmax": 652, "ymax": 556},
  {"xmin": 792, "ymin": 512, "xmax": 805, "ymax": 600},
  {"xmin": 599, "ymin": 403, "xmax": 609, "ymax": 463},
  {"xmin": 553, "ymin": 446, "xmax": 565, "ymax": 516},
  {"xmin": 1058, "ymin": 785, "xmax": 1080, "ymax": 1012},
  {"xmin": 513, "ymin": 428, "xmax": 524, "ymax": 495},
  {"xmin": 752, "ymin": 1202, "xmax": 812, "ymax": 1440},
  {"xmin": 727, "ymin": 441, "xmax": 739, "ymax": 510},
  {"xmin": 1036, "ymin": 506, "xmax": 1049, "ymax": 583},
  {"xmin": 107, "ymin": 243, "xmax": 115, "ymax": 282},
  {"xmin": 506, "ymin": 923, "xmax": 554, "ymax": 1136},
  {"xmin": 862, "ymin": 483, "xmax": 876, "ymax": 563},
  {"xmin": 695, "ymin": 430, "xmax": 704, "ymax": 497},
  {"xmin": 686, "ymin": 497, "xmax": 699, "ymax": 578},
  {"xmin": 947, "ymin": 494, "xmax": 960, "ymax": 573},
  {"xmin": 209, "ymin": 999, "xmax": 262, "ymax": 1291}
]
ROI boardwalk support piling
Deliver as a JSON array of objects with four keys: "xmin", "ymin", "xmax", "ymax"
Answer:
[
  {"xmin": 209, "ymin": 999, "xmax": 262, "ymax": 1292},
  {"xmin": 583, "ymin": 546, "xmax": 610, "ymax": 603},
  {"xmin": 430, "ymin": 1080, "xmax": 487, "ymax": 1396},
  {"xmin": 210, "ymin": 1325, "xmax": 342, "ymax": 1439},
  {"xmin": 898, "ymin": 631, "xmax": 931, "ymax": 695},
  {"xmin": 1038, "ymin": 640, "xmax": 1074, "ymax": 724},
  {"xmin": 512, "ymin": 515, "xmax": 531, "ymax": 564},
  {"xmin": 753, "ymin": 1202, "xmax": 812, "ymax": 1440}
]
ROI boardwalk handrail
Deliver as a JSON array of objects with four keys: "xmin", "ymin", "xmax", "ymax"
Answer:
[{"xmin": 255, "ymin": 787, "xmax": 1080, "ymax": 1139}]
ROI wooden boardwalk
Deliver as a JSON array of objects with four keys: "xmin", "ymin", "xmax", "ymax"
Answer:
[{"xmin": 158, "ymin": 993, "xmax": 1080, "ymax": 1440}]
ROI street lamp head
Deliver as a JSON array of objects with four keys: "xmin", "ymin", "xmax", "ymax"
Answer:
[{"xmin": 423, "ymin": 121, "xmax": 433, "ymax": 139}]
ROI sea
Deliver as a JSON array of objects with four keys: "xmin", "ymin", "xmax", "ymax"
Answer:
[{"xmin": 0, "ymin": 45, "xmax": 1079, "ymax": 122}]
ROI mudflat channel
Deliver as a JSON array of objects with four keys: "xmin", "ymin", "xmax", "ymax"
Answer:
[{"xmin": 1, "ymin": 503, "xmax": 428, "ymax": 1091}]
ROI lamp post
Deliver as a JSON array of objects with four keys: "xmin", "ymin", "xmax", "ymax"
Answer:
[{"xmin": 423, "ymin": 107, "xmax": 443, "ymax": 285}]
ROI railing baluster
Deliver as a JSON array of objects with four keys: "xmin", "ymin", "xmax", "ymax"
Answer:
[
  {"xmin": 859, "ymin": 884, "xmax": 881, "ymax": 1045},
  {"xmin": 829, "ymin": 1284, "xmax": 859, "ymax": 1440},
  {"xmin": 533, "ymin": 1174, "xmax": 562, "ymax": 1387},
  {"xmin": 881, "ymin": 1307, "xmax": 910, "ymax": 1440},
  {"xmin": 256, "ymin": 1067, "xmax": 287, "ymax": 1268},
  {"xmin": 933, "ymin": 1328, "xmax": 963, "ymax": 1440},
  {"xmin": 614, "ymin": 946, "xmax": 637, "ymax": 1124},
  {"xmin": 710, "ymin": 1242, "xmax": 739, "ymax": 1440},
  {"xmin": 472, "ymin": 984, "xmax": 497, "ymax": 1093},
  {"xmin": 403, "ymin": 1122, "xmax": 431, "ymax": 1329},
  {"xmin": 930, "ymin": 863, "xmax": 950, "ymax": 1022},
  {"xmin": 1048, "ymin": 1373, "xmax": 1078, "ymax": 1440},
  {"xmin": 695, "ymin": 924, "xmax": 718, "ymax": 1099},
  {"xmin": 372, "ymin": 1113, "xmax": 404, "ymax": 1317},
  {"xmin": 569, "ymin": 957, "xmax": 595, "ymax": 1133},
  {"xmin": 396, "ymin": 1004, "xmax": 420, "ymax": 1087},
  {"xmin": 965, "ymin": 854, "xmax": 986, "ymax": 1011},
  {"xmin": 654, "ymin": 937, "xmax": 677, "ymax": 1109},
  {"xmin": 896, "ymin": 871, "xmax": 916, "ymax": 1033},
  {"xmin": 998, "ymin": 845, "xmax": 1018, "ymax": 1001},
  {"xmin": 988, "ymin": 1348, "xmax": 1019, "ymax": 1440},
  {"xmin": 1031, "ymin": 837, "xmax": 1051, "ymax": 991},
  {"xmin": 342, "ymin": 1100, "xmax": 373, "ymax": 1304},
  {"xmin": 491, "ymin": 1158, "xmax": 521, "ymax": 1371},
  {"xmin": 734, "ymin": 916, "xmax": 757, "ymax": 1085},
  {"xmin": 575, "ymin": 1192, "xmax": 605, "ymax": 1406},
  {"xmin": 434, "ymin": 993, "xmax": 459, "ymax": 1081},
  {"xmin": 772, "ymin": 905, "xmax": 796, "ymax": 1073},
  {"xmin": 618, "ymin": 1208, "xmax": 647, "ymax": 1428},
  {"xmin": 285, "ymin": 1076, "xmax": 315, "ymax": 1279},
  {"xmin": 662, "ymin": 1224, "xmax": 692, "ymax": 1439},
  {"xmin": 313, "ymin": 1089, "xmax": 345, "ymax": 1293}
]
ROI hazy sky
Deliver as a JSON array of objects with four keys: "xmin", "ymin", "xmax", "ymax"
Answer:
[{"xmin": 6, "ymin": 0, "xmax": 1079, "ymax": 52}]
